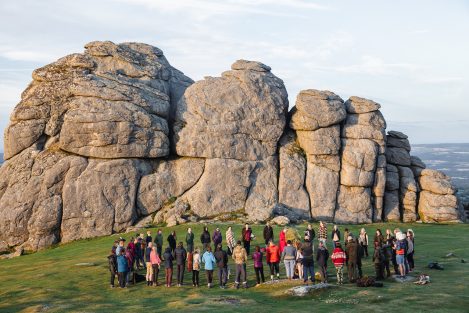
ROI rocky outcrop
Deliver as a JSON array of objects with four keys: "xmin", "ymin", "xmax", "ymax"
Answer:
[
  {"xmin": 290, "ymin": 90, "xmax": 345, "ymax": 222},
  {"xmin": 416, "ymin": 169, "xmax": 464, "ymax": 223},
  {"xmin": 0, "ymin": 42, "xmax": 465, "ymax": 253},
  {"xmin": 336, "ymin": 97, "xmax": 386, "ymax": 224}
]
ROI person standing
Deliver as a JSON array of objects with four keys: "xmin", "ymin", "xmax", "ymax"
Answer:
[
  {"xmin": 382, "ymin": 240, "xmax": 392, "ymax": 278},
  {"xmin": 386, "ymin": 229, "xmax": 398, "ymax": 274},
  {"xmin": 127, "ymin": 237, "xmax": 136, "ymax": 270},
  {"xmin": 406, "ymin": 230, "xmax": 415, "ymax": 271},
  {"xmin": 200, "ymin": 226, "xmax": 211, "ymax": 252},
  {"xmin": 145, "ymin": 242, "xmax": 154, "ymax": 286},
  {"xmin": 145, "ymin": 230, "xmax": 152, "ymax": 246},
  {"xmin": 241, "ymin": 224, "xmax": 253, "ymax": 255},
  {"xmin": 266, "ymin": 240, "xmax": 280, "ymax": 281},
  {"xmin": 154, "ymin": 229, "xmax": 164, "ymax": 257},
  {"xmin": 301, "ymin": 238, "xmax": 315, "ymax": 285},
  {"xmin": 133, "ymin": 237, "xmax": 143, "ymax": 270},
  {"xmin": 117, "ymin": 249, "xmax": 128, "ymax": 288},
  {"xmin": 225, "ymin": 226, "xmax": 236, "ymax": 255},
  {"xmin": 174, "ymin": 242, "xmax": 187, "ymax": 286},
  {"xmin": 318, "ymin": 221, "xmax": 327, "ymax": 247},
  {"xmin": 107, "ymin": 246, "xmax": 118, "ymax": 288},
  {"xmin": 263, "ymin": 223, "xmax": 274, "ymax": 245},
  {"xmin": 346, "ymin": 236, "xmax": 358, "ymax": 282},
  {"xmin": 167, "ymin": 231, "xmax": 177, "ymax": 256},
  {"xmin": 279, "ymin": 227, "xmax": 287, "ymax": 253},
  {"xmin": 358, "ymin": 228, "xmax": 369, "ymax": 257},
  {"xmin": 212, "ymin": 227, "xmax": 223, "ymax": 252},
  {"xmin": 125, "ymin": 247, "xmax": 134, "ymax": 285},
  {"xmin": 374, "ymin": 229, "xmax": 384, "ymax": 247},
  {"xmin": 395, "ymin": 232, "xmax": 408, "ymax": 278},
  {"xmin": 116, "ymin": 238, "xmax": 125, "ymax": 256},
  {"xmin": 192, "ymin": 247, "xmax": 201, "ymax": 287},
  {"xmin": 252, "ymin": 246, "xmax": 265, "ymax": 286},
  {"xmin": 163, "ymin": 247, "xmax": 174, "ymax": 287},
  {"xmin": 186, "ymin": 227, "xmax": 195, "ymax": 253},
  {"xmin": 232, "ymin": 240, "xmax": 248, "ymax": 289},
  {"xmin": 202, "ymin": 246, "xmax": 216, "ymax": 288},
  {"xmin": 372, "ymin": 242, "xmax": 385, "ymax": 280},
  {"xmin": 331, "ymin": 242, "xmax": 346, "ymax": 285},
  {"xmin": 331, "ymin": 225, "xmax": 341, "ymax": 248},
  {"xmin": 150, "ymin": 246, "xmax": 161, "ymax": 286},
  {"xmin": 214, "ymin": 244, "xmax": 228, "ymax": 288},
  {"xmin": 316, "ymin": 241, "xmax": 329, "ymax": 283},
  {"xmin": 343, "ymin": 228, "xmax": 350, "ymax": 247},
  {"xmin": 305, "ymin": 224, "xmax": 315, "ymax": 242},
  {"xmin": 281, "ymin": 240, "xmax": 297, "ymax": 280},
  {"xmin": 296, "ymin": 244, "xmax": 304, "ymax": 281}
]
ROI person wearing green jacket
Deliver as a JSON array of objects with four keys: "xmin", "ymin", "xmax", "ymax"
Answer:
[
  {"xmin": 154, "ymin": 229, "xmax": 164, "ymax": 257},
  {"xmin": 186, "ymin": 228, "xmax": 195, "ymax": 253}
]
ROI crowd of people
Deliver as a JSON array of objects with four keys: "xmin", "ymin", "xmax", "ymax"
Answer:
[{"xmin": 107, "ymin": 222, "xmax": 416, "ymax": 289}]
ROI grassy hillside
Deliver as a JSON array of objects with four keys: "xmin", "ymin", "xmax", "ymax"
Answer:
[{"xmin": 1, "ymin": 223, "xmax": 468, "ymax": 313}]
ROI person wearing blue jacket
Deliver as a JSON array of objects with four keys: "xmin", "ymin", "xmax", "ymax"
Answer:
[
  {"xmin": 202, "ymin": 246, "xmax": 217, "ymax": 288},
  {"xmin": 117, "ymin": 249, "xmax": 128, "ymax": 288}
]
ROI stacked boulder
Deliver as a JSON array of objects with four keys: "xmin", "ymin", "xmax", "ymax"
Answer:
[
  {"xmin": 335, "ymin": 97, "xmax": 386, "ymax": 223},
  {"xmin": 289, "ymin": 90, "xmax": 346, "ymax": 221},
  {"xmin": 384, "ymin": 131, "xmax": 418, "ymax": 222},
  {"xmin": 159, "ymin": 60, "xmax": 289, "ymax": 222}
]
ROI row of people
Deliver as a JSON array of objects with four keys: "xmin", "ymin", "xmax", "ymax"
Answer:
[{"xmin": 107, "ymin": 224, "xmax": 415, "ymax": 288}]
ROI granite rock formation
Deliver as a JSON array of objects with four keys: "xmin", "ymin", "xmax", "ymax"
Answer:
[{"xmin": 0, "ymin": 41, "xmax": 464, "ymax": 254}]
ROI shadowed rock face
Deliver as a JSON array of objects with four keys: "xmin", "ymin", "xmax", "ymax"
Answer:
[{"xmin": 0, "ymin": 42, "xmax": 464, "ymax": 253}]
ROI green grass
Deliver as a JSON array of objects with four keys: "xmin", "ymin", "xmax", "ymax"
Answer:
[{"xmin": 1, "ymin": 223, "xmax": 468, "ymax": 313}]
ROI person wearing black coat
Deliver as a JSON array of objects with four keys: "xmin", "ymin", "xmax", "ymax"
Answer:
[
  {"xmin": 316, "ymin": 241, "xmax": 329, "ymax": 283},
  {"xmin": 263, "ymin": 223, "xmax": 274, "ymax": 245},
  {"xmin": 305, "ymin": 224, "xmax": 315, "ymax": 242},
  {"xmin": 214, "ymin": 244, "xmax": 229, "ymax": 288},
  {"xmin": 163, "ymin": 247, "xmax": 174, "ymax": 287},
  {"xmin": 174, "ymin": 242, "xmax": 187, "ymax": 286},
  {"xmin": 167, "ymin": 231, "xmax": 177, "ymax": 256},
  {"xmin": 108, "ymin": 247, "xmax": 118, "ymax": 288},
  {"xmin": 200, "ymin": 227, "xmax": 211, "ymax": 252}
]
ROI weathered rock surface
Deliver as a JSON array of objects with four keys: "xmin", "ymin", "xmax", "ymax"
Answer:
[
  {"xmin": 173, "ymin": 60, "xmax": 288, "ymax": 161},
  {"xmin": 278, "ymin": 132, "xmax": 310, "ymax": 218},
  {"xmin": 0, "ymin": 43, "xmax": 465, "ymax": 254}
]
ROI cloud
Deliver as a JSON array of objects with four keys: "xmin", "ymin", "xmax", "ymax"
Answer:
[
  {"xmin": 410, "ymin": 29, "xmax": 430, "ymax": 35},
  {"xmin": 417, "ymin": 76, "xmax": 464, "ymax": 84}
]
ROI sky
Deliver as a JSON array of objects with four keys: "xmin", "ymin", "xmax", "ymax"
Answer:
[{"xmin": 0, "ymin": 0, "xmax": 468, "ymax": 151}]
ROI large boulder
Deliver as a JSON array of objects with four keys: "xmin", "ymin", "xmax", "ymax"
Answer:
[
  {"xmin": 289, "ymin": 89, "xmax": 346, "ymax": 131},
  {"xmin": 173, "ymin": 60, "xmax": 288, "ymax": 161},
  {"xmin": 4, "ymin": 41, "xmax": 193, "ymax": 160},
  {"xmin": 335, "ymin": 186, "xmax": 372, "ymax": 224}
]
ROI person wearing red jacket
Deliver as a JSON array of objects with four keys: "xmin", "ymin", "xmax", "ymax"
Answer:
[
  {"xmin": 279, "ymin": 227, "xmax": 287, "ymax": 253},
  {"xmin": 266, "ymin": 241, "xmax": 280, "ymax": 281},
  {"xmin": 331, "ymin": 242, "xmax": 347, "ymax": 285}
]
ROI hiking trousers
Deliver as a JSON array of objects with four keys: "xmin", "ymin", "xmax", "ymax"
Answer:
[
  {"xmin": 118, "ymin": 272, "xmax": 126, "ymax": 288},
  {"xmin": 254, "ymin": 267, "xmax": 265, "ymax": 284},
  {"xmin": 218, "ymin": 266, "xmax": 228, "ymax": 286},
  {"xmin": 284, "ymin": 260, "xmax": 295, "ymax": 279},
  {"xmin": 177, "ymin": 264, "xmax": 185, "ymax": 285},
  {"xmin": 165, "ymin": 267, "xmax": 173, "ymax": 286},
  {"xmin": 269, "ymin": 262, "xmax": 280, "ymax": 276},
  {"xmin": 303, "ymin": 264, "xmax": 315, "ymax": 282},
  {"xmin": 335, "ymin": 266, "xmax": 344, "ymax": 284},
  {"xmin": 192, "ymin": 270, "xmax": 200, "ymax": 286},
  {"xmin": 152, "ymin": 264, "xmax": 159, "ymax": 284},
  {"xmin": 348, "ymin": 262, "xmax": 357, "ymax": 282},
  {"xmin": 235, "ymin": 264, "xmax": 247, "ymax": 284},
  {"xmin": 206, "ymin": 270, "xmax": 214, "ymax": 284},
  {"xmin": 318, "ymin": 265, "xmax": 327, "ymax": 283}
]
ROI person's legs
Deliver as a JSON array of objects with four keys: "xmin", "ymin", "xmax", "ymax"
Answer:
[
  {"xmin": 241, "ymin": 264, "xmax": 247, "ymax": 287},
  {"xmin": 260, "ymin": 266, "xmax": 265, "ymax": 283},
  {"xmin": 255, "ymin": 267, "xmax": 261, "ymax": 284},
  {"xmin": 297, "ymin": 263, "xmax": 303, "ymax": 280},
  {"xmin": 152, "ymin": 265, "xmax": 159, "ymax": 285},
  {"xmin": 235, "ymin": 264, "xmax": 241, "ymax": 288},
  {"xmin": 110, "ymin": 271, "xmax": 115, "ymax": 287},
  {"xmin": 218, "ymin": 268, "xmax": 223, "ymax": 286},
  {"xmin": 408, "ymin": 252, "xmax": 414, "ymax": 270},
  {"xmin": 269, "ymin": 262, "xmax": 275, "ymax": 279},
  {"xmin": 284, "ymin": 261, "xmax": 290, "ymax": 278},
  {"xmin": 223, "ymin": 266, "xmax": 228, "ymax": 286},
  {"xmin": 275, "ymin": 262, "xmax": 280, "ymax": 278}
]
